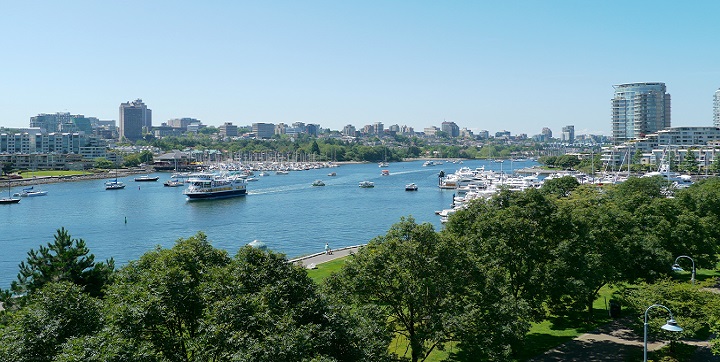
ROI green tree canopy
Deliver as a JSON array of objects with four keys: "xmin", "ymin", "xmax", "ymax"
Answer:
[
  {"xmin": 326, "ymin": 217, "xmax": 526, "ymax": 362},
  {"xmin": 9, "ymin": 227, "xmax": 114, "ymax": 299}
]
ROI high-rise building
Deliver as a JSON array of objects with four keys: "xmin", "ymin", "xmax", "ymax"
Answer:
[
  {"xmin": 541, "ymin": 127, "xmax": 553, "ymax": 139},
  {"xmin": 373, "ymin": 122, "xmax": 384, "ymax": 136},
  {"xmin": 219, "ymin": 122, "xmax": 238, "ymax": 138},
  {"xmin": 441, "ymin": 121, "xmax": 459, "ymax": 137},
  {"xmin": 342, "ymin": 124, "xmax": 356, "ymax": 136},
  {"xmin": 714, "ymin": 88, "xmax": 720, "ymax": 127},
  {"xmin": 119, "ymin": 99, "xmax": 152, "ymax": 142},
  {"xmin": 611, "ymin": 82, "xmax": 671, "ymax": 144},
  {"xmin": 252, "ymin": 123, "xmax": 275, "ymax": 139},
  {"xmin": 561, "ymin": 125, "xmax": 575, "ymax": 143},
  {"xmin": 30, "ymin": 112, "xmax": 93, "ymax": 133}
]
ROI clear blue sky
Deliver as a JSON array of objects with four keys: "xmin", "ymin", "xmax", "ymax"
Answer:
[{"xmin": 1, "ymin": 1, "xmax": 718, "ymax": 136}]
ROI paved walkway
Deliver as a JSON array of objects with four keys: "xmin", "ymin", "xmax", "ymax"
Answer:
[
  {"xmin": 528, "ymin": 318, "xmax": 717, "ymax": 361},
  {"xmin": 288, "ymin": 244, "xmax": 365, "ymax": 268}
]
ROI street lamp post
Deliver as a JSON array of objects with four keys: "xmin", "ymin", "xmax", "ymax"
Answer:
[
  {"xmin": 672, "ymin": 255, "xmax": 696, "ymax": 285},
  {"xmin": 644, "ymin": 304, "xmax": 683, "ymax": 362}
]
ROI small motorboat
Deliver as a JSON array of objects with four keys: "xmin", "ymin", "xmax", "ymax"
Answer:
[
  {"xmin": 312, "ymin": 180, "xmax": 325, "ymax": 186},
  {"xmin": 381, "ymin": 169, "xmax": 390, "ymax": 176},
  {"xmin": 164, "ymin": 179, "xmax": 184, "ymax": 187},
  {"xmin": 405, "ymin": 183, "xmax": 418, "ymax": 191},
  {"xmin": 359, "ymin": 181, "xmax": 374, "ymax": 188},
  {"xmin": 14, "ymin": 186, "xmax": 48, "ymax": 197},
  {"xmin": 134, "ymin": 175, "xmax": 160, "ymax": 182},
  {"xmin": 328, "ymin": 172, "xmax": 336, "ymax": 176}
]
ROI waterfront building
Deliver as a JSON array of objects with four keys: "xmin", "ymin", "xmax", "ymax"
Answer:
[
  {"xmin": 119, "ymin": 99, "xmax": 152, "ymax": 142},
  {"xmin": 612, "ymin": 82, "xmax": 671, "ymax": 144},
  {"xmin": 275, "ymin": 123, "xmax": 287, "ymax": 135},
  {"xmin": 441, "ymin": 121, "xmax": 460, "ymax": 137},
  {"xmin": 252, "ymin": 123, "xmax": 275, "ymax": 139},
  {"xmin": 714, "ymin": 89, "xmax": 720, "ymax": 127},
  {"xmin": 602, "ymin": 126, "xmax": 720, "ymax": 166},
  {"xmin": 561, "ymin": 125, "xmax": 575, "ymax": 143}
]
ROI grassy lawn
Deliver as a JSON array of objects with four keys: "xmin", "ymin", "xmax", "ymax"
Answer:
[
  {"xmin": 17, "ymin": 170, "xmax": 95, "ymax": 177},
  {"xmin": 517, "ymin": 285, "xmax": 616, "ymax": 361},
  {"xmin": 306, "ymin": 258, "xmax": 347, "ymax": 284},
  {"xmin": 306, "ymin": 255, "xmax": 717, "ymax": 361}
]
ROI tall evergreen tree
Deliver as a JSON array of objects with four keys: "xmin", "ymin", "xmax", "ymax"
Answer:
[{"xmin": 10, "ymin": 227, "xmax": 114, "ymax": 298}]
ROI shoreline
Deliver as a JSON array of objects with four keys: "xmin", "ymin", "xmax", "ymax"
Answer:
[
  {"xmin": 0, "ymin": 158, "xmax": 506, "ymax": 187},
  {"xmin": 0, "ymin": 169, "xmax": 150, "ymax": 187}
]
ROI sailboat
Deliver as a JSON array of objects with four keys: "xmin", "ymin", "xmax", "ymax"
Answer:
[
  {"xmin": 378, "ymin": 145, "xmax": 389, "ymax": 167},
  {"xmin": 105, "ymin": 165, "xmax": 126, "ymax": 190},
  {"xmin": 0, "ymin": 181, "xmax": 20, "ymax": 204}
]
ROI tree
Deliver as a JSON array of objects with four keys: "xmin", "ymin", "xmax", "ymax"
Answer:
[
  {"xmin": 621, "ymin": 279, "xmax": 719, "ymax": 351},
  {"xmin": 445, "ymin": 189, "xmax": 561, "ymax": 321},
  {"xmin": 9, "ymin": 227, "xmax": 114, "ymax": 298},
  {"xmin": 541, "ymin": 175, "xmax": 580, "ymax": 197},
  {"xmin": 326, "ymin": 217, "xmax": 526, "ymax": 362},
  {"xmin": 710, "ymin": 156, "xmax": 720, "ymax": 174},
  {"xmin": 89, "ymin": 232, "xmax": 366, "ymax": 362},
  {"xmin": 0, "ymin": 282, "xmax": 102, "ymax": 362},
  {"xmin": 546, "ymin": 186, "xmax": 630, "ymax": 316},
  {"xmin": 1, "ymin": 162, "xmax": 12, "ymax": 176},
  {"xmin": 93, "ymin": 158, "xmax": 114, "ymax": 169},
  {"xmin": 310, "ymin": 140, "xmax": 321, "ymax": 156},
  {"xmin": 679, "ymin": 150, "xmax": 698, "ymax": 173}
]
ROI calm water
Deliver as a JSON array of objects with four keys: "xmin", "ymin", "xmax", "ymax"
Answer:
[{"xmin": 0, "ymin": 159, "xmax": 536, "ymax": 289}]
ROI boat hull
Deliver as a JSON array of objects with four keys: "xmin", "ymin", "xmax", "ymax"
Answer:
[
  {"xmin": 0, "ymin": 198, "xmax": 20, "ymax": 204},
  {"xmin": 185, "ymin": 189, "xmax": 247, "ymax": 200}
]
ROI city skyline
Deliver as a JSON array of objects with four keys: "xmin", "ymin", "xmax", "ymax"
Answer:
[{"xmin": 1, "ymin": 1, "xmax": 719, "ymax": 136}]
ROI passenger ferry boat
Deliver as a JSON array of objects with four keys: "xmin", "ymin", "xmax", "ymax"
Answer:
[{"xmin": 183, "ymin": 173, "xmax": 247, "ymax": 200}]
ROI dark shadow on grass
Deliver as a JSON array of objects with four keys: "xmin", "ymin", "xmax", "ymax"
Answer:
[
  {"xmin": 514, "ymin": 334, "xmax": 578, "ymax": 361},
  {"xmin": 525, "ymin": 338, "xmax": 642, "ymax": 362},
  {"xmin": 545, "ymin": 309, "xmax": 613, "ymax": 332}
]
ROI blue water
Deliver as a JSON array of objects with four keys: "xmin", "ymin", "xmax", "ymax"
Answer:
[{"xmin": 0, "ymin": 159, "xmax": 536, "ymax": 289}]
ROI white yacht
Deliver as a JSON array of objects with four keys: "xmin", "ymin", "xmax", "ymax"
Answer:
[{"xmin": 183, "ymin": 173, "xmax": 247, "ymax": 200}]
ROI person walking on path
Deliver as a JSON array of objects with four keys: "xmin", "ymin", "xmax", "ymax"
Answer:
[{"xmin": 325, "ymin": 242, "xmax": 332, "ymax": 255}]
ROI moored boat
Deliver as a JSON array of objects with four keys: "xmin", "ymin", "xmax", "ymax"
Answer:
[
  {"xmin": 134, "ymin": 175, "xmax": 160, "ymax": 182},
  {"xmin": 1, "ymin": 182, "xmax": 20, "ymax": 204},
  {"xmin": 163, "ymin": 179, "xmax": 184, "ymax": 187},
  {"xmin": 13, "ymin": 186, "xmax": 48, "ymax": 197},
  {"xmin": 183, "ymin": 173, "xmax": 247, "ymax": 200},
  {"xmin": 105, "ymin": 180, "xmax": 126, "ymax": 190}
]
